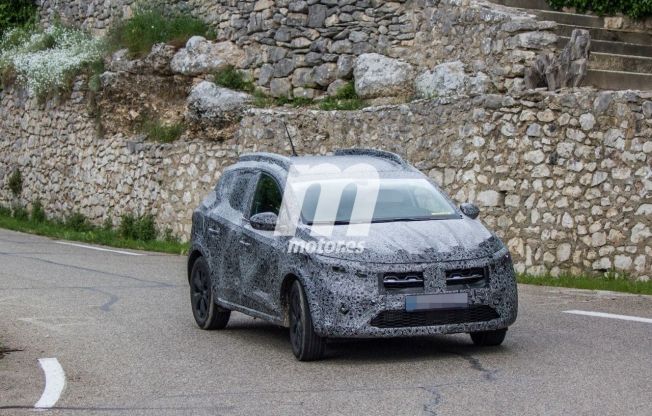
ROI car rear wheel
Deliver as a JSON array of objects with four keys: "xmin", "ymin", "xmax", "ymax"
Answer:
[
  {"xmin": 289, "ymin": 280, "xmax": 325, "ymax": 361},
  {"xmin": 190, "ymin": 257, "xmax": 230, "ymax": 330},
  {"xmin": 469, "ymin": 328, "xmax": 507, "ymax": 346}
]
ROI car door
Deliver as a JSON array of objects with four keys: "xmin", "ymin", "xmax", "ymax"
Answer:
[
  {"xmin": 238, "ymin": 172, "xmax": 284, "ymax": 316},
  {"xmin": 206, "ymin": 169, "xmax": 255, "ymax": 305}
]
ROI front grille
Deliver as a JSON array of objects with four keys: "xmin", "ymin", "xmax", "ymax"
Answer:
[
  {"xmin": 383, "ymin": 272, "xmax": 424, "ymax": 289},
  {"xmin": 445, "ymin": 267, "xmax": 487, "ymax": 288},
  {"xmin": 370, "ymin": 305, "xmax": 499, "ymax": 328}
]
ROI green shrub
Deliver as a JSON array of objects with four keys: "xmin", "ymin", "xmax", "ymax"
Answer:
[
  {"xmin": 102, "ymin": 216, "xmax": 114, "ymax": 231},
  {"xmin": 213, "ymin": 65, "xmax": 255, "ymax": 92},
  {"xmin": 12, "ymin": 205, "xmax": 28, "ymax": 221},
  {"xmin": 0, "ymin": 0, "xmax": 38, "ymax": 35},
  {"xmin": 138, "ymin": 117, "xmax": 185, "ymax": 143},
  {"xmin": 119, "ymin": 213, "xmax": 157, "ymax": 241},
  {"xmin": 0, "ymin": 25, "xmax": 105, "ymax": 97},
  {"xmin": 108, "ymin": 3, "xmax": 210, "ymax": 57},
  {"xmin": 163, "ymin": 227, "xmax": 178, "ymax": 243},
  {"xmin": 7, "ymin": 169, "xmax": 22, "ymax": 197},
  {"xmin": 0, "ymin": 204, "xmax": 11, "ymax": 216},
  {"xmin": 319, "ymin": 81, "xmax": 366, "ymax": 111},
  {"xmin": 547, "ymin": 0, "xmax": 652, "ymax": 18},
  {"xmin": 65, "ymin": 212, "xmax": 93, "ymax": 232},
  {"xmin": 119, "ymin": 214, "xmax": 136, "ymax": 239},
  {"xmin": 135, "ymin": 214, "xmax": 157, "ymax": 241},
  {"xmin": 31, "ymin": 199, "xmax": 45, "ymax": 223}
]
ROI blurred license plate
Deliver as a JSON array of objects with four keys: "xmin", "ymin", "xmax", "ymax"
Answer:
[{"xmin": 405, "ymin": 293, "xmax": 468, "ymax": 312}]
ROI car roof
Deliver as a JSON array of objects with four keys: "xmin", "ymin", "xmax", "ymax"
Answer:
[{"xmin": 236, "ymin": 149, "xmax": 417, "ymax": 174}]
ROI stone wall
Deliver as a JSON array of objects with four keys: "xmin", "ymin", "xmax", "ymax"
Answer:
[
  {"xmin": 37, "ymin": 0, "xmax": 558, "ymax": 96},
  {"xmin": 1, "ymin": 81, "xmax": 650, "ymax": 279}
]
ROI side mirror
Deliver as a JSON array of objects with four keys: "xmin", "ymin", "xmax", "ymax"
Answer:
[
  {"xmin": 460, "ymin": 203, "xmax": 480, "ymax": 219},
  {"xmin": 250, "ymin": 212, "xmax": 278, "ymax": 231}
]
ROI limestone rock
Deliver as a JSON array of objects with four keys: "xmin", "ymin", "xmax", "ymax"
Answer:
[
  {"xmin": 171, "ymin": 37, "xmax": 245, "ymax": 76},
  {"xmin": 353, "ymin": 53, "xmax": 414, "ymax": 99},
  {"xmin": 524, "ymin": 29, "xmax": 590, "ymax": 91},
  {"xmin": 415, "ymin": 61, "xmax": 467, "ymax": 98},
  {"xmin": 186, "ymin": 81, "xmax": 252, "ymax": 126}
]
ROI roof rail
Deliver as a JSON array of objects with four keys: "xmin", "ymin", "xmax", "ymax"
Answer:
[
  {"xmin": 239, "ymin": 152, "xmax": 292, "ymax": 169},
  {"xmin": 334, "ymin": 148, "xmax": 407, "ymax": 166}
]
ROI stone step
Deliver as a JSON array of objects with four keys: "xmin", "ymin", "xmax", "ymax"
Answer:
[
  {"xmin": 590, "ymin": 52, "xmax": 652, "ymax": 73},
  {"xmin": 557, "ymin": 36, "xmax": 652, "ymax": 58},
  {"xmin": 531, "ymin": 9, "xmax": 604, "ymax": 28},
  {"xmin": 584, "ymin": 69, "xmax": 652, "ymax": 90},
  {"xmin": 491, "ymin": 0, "xmax": 553, "ymax": 11},
  {"xmin": 555, "ymin": 24, "xmax": 652, "ymax": 45}
]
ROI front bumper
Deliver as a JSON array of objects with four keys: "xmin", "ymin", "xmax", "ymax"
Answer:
[{"xmin": 306, "ymin": 250, "xmax": 518, "ymax": 338}]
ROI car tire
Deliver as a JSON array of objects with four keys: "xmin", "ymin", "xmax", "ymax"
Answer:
[
  {"xmin": 289, "ymin": 280, "xmax": 325, "ymax": 361},
  {"xmin": 469, "ymin": 328, "xmax": 507, "ymax": 346},
  {"xmin": 190, "ymin": 256, "xmax": 230, "ymax": 330}
]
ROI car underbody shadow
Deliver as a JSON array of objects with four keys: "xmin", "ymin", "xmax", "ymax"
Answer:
[{"xmin": 223, "ymin": 315, "xmax": 509, "ymax": 363}]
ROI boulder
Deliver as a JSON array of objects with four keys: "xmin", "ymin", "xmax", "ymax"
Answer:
[
  {"xmin": 524, "ymin": 29, "xmax": 591, "ymax": 91},
  {"xmin": 415, "ymin": 61, "xmax": 467, "ymax": 98},
  {"xmin": 353, "ymin": 53, "xmax": 414, "ymax": 99},
  {"xmin": 186, "ymin": 81, "xmax": 252, "ymax": 127},
  {"xmin": 171, "ymin": 37, "xmax": 246, "ymax": 76}
]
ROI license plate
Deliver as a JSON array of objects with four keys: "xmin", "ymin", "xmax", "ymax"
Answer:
[{"xmin": 405, "ymin": 293, "xmax": 468, "ymax": 312}]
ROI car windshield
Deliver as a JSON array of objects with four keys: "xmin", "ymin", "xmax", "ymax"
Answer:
[{"xmin": 292, "ymin": 178, "xmax": 459, "ymax": 225}]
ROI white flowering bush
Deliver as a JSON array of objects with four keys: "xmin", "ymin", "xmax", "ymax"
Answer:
[{"xmin": 0, "ymin": 25, "xmax": 104, "ymax": 97}]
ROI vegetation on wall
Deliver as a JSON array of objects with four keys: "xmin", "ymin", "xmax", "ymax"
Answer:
[
  {"xmin": 547, "ymin": 0, "xmax": 652, "ymax": 18},
  {"xmin": 7, "ymin": 169, "xmax": 23, "ymax": 197},
  {"xmin": 108, "ymin": 2, "xmax": 211, "ymax": 57},
  {"xmin": 319, "ymin": 82, "xmax": 366, "ymax": 111},
  {"xmin": 0, "ymin": 0, "xmax": 38, "ymax": 35},
  {"xmin": 0, "ymin": 25, "xmax": 104, "ymax": 97},
  {"xmin": 137, "ymin": 116, "xmax": 185, "ymax": 143},
  {"xmin": 213, "ymin": 65, "xmax": 255, "ymax": 93}
]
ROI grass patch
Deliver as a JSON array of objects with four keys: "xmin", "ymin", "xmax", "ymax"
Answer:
[
  {"xmin": 0, "ymin": 206, "xmax": 188, "ymax": 255},
  {"xmin": 213, "ymin": 65, "xmax": 255, "ymax": 93},
  {"xmin": 137, "ymin": 117, "xmax": 185, "ymax": 143},
  {"xmin": 319, "ymin": 81, "xmax": 366, "ymax": 111},
  {"xmin": 108, "ymin": 3, "xmax": 210, "ymax": 57},
  {"xmin": 518, "ymin": 274, "xmax": 652, "ymax": 295},
  {"xmin": 252, "ymin": 90, "xmax": 316, "ymax": 108}
]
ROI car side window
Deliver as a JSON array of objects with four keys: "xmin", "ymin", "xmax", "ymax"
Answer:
[
  {"xmin": 229, "ymin": 171, "xmax": 254, "ymax": 212},
  {"xmin": 250, "ymin": 173, "xmax": 283, "ymax": 217}
]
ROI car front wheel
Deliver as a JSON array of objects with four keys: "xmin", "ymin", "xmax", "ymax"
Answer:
[
  {"xmin": 289, "ymin": 280, "xmax": 325, "ymax": 361},
  {"xmin": 469, "ymin": 328, "xmax": 507, "ymax": 346},
  {"xmin": 190, "ymin": 257, "xmax": 230, "ymax": 330}
]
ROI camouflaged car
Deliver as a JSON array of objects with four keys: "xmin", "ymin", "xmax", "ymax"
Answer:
[{"xmin": 187, "ymin": 149, "xmax": 518, "ymax": 361}]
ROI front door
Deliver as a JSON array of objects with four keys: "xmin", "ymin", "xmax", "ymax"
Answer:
[{"xmin": 238, "ymin": 172, "xmax": 284, "ymax": 316}]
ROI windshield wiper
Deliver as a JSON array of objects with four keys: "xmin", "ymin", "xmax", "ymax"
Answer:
[{"xmin": 371, "ymin": 217, "xmax": 433, "ymax": 223}]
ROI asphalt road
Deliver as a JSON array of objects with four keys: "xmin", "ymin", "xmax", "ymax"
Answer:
[{"xmin": 0, "ymin": 228, "xmax": 651, "ymax": 416}]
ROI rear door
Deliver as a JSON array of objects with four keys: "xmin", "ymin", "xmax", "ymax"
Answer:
[{"xmin": 206, "ymin": 169, "xmax": 255, "ymax": 305}]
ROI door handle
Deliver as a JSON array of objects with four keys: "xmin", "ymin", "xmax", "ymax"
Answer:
[
  {"xmin": 239, "ymin": 240, "xmax": 251, "ymax": 247},
  {"xmin": 208, "ymin": 227, "xmax": 220, "ymax": 236}
]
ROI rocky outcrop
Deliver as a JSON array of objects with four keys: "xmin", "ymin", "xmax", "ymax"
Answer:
[
  {"xmin": 186, "ymin": 81, "xmax": 252, "ymax": 127},
  {"xmin": 353, "ymin": 53, "xmax": 414, "ymax": 99},
  {"xmin": 170, "ymin": 37, "xmax": 245, "ymax": 76},
  {"xmin": 524, "ymin": 29, "xmax": 591, "ymax": 91}
]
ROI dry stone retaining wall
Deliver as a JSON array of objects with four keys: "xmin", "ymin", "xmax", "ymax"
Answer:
[
  {"xmin": 1, "ymin": 82, "xmax": 650, "ymax": 279},
  {"xmin": 37, "ymin": 0, "xmax": 558, "ymax": 96}
]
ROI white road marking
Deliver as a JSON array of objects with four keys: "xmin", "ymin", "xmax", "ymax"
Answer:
[
  {"xmin": 55, "ymin": 241, "xmax": 143, "ymax": 256},
  {"xmin": 34, "ymin": 358, "xmax": 66, "ymax": 410},
  {"xmin": 564, "ymin": 310, "xmax": 652, "ymax": 324}
]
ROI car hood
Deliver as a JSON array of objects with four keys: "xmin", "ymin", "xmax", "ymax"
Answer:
[{"xmin": 298, "ymin": 218, "xmax": 501, "ymax": 264}]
